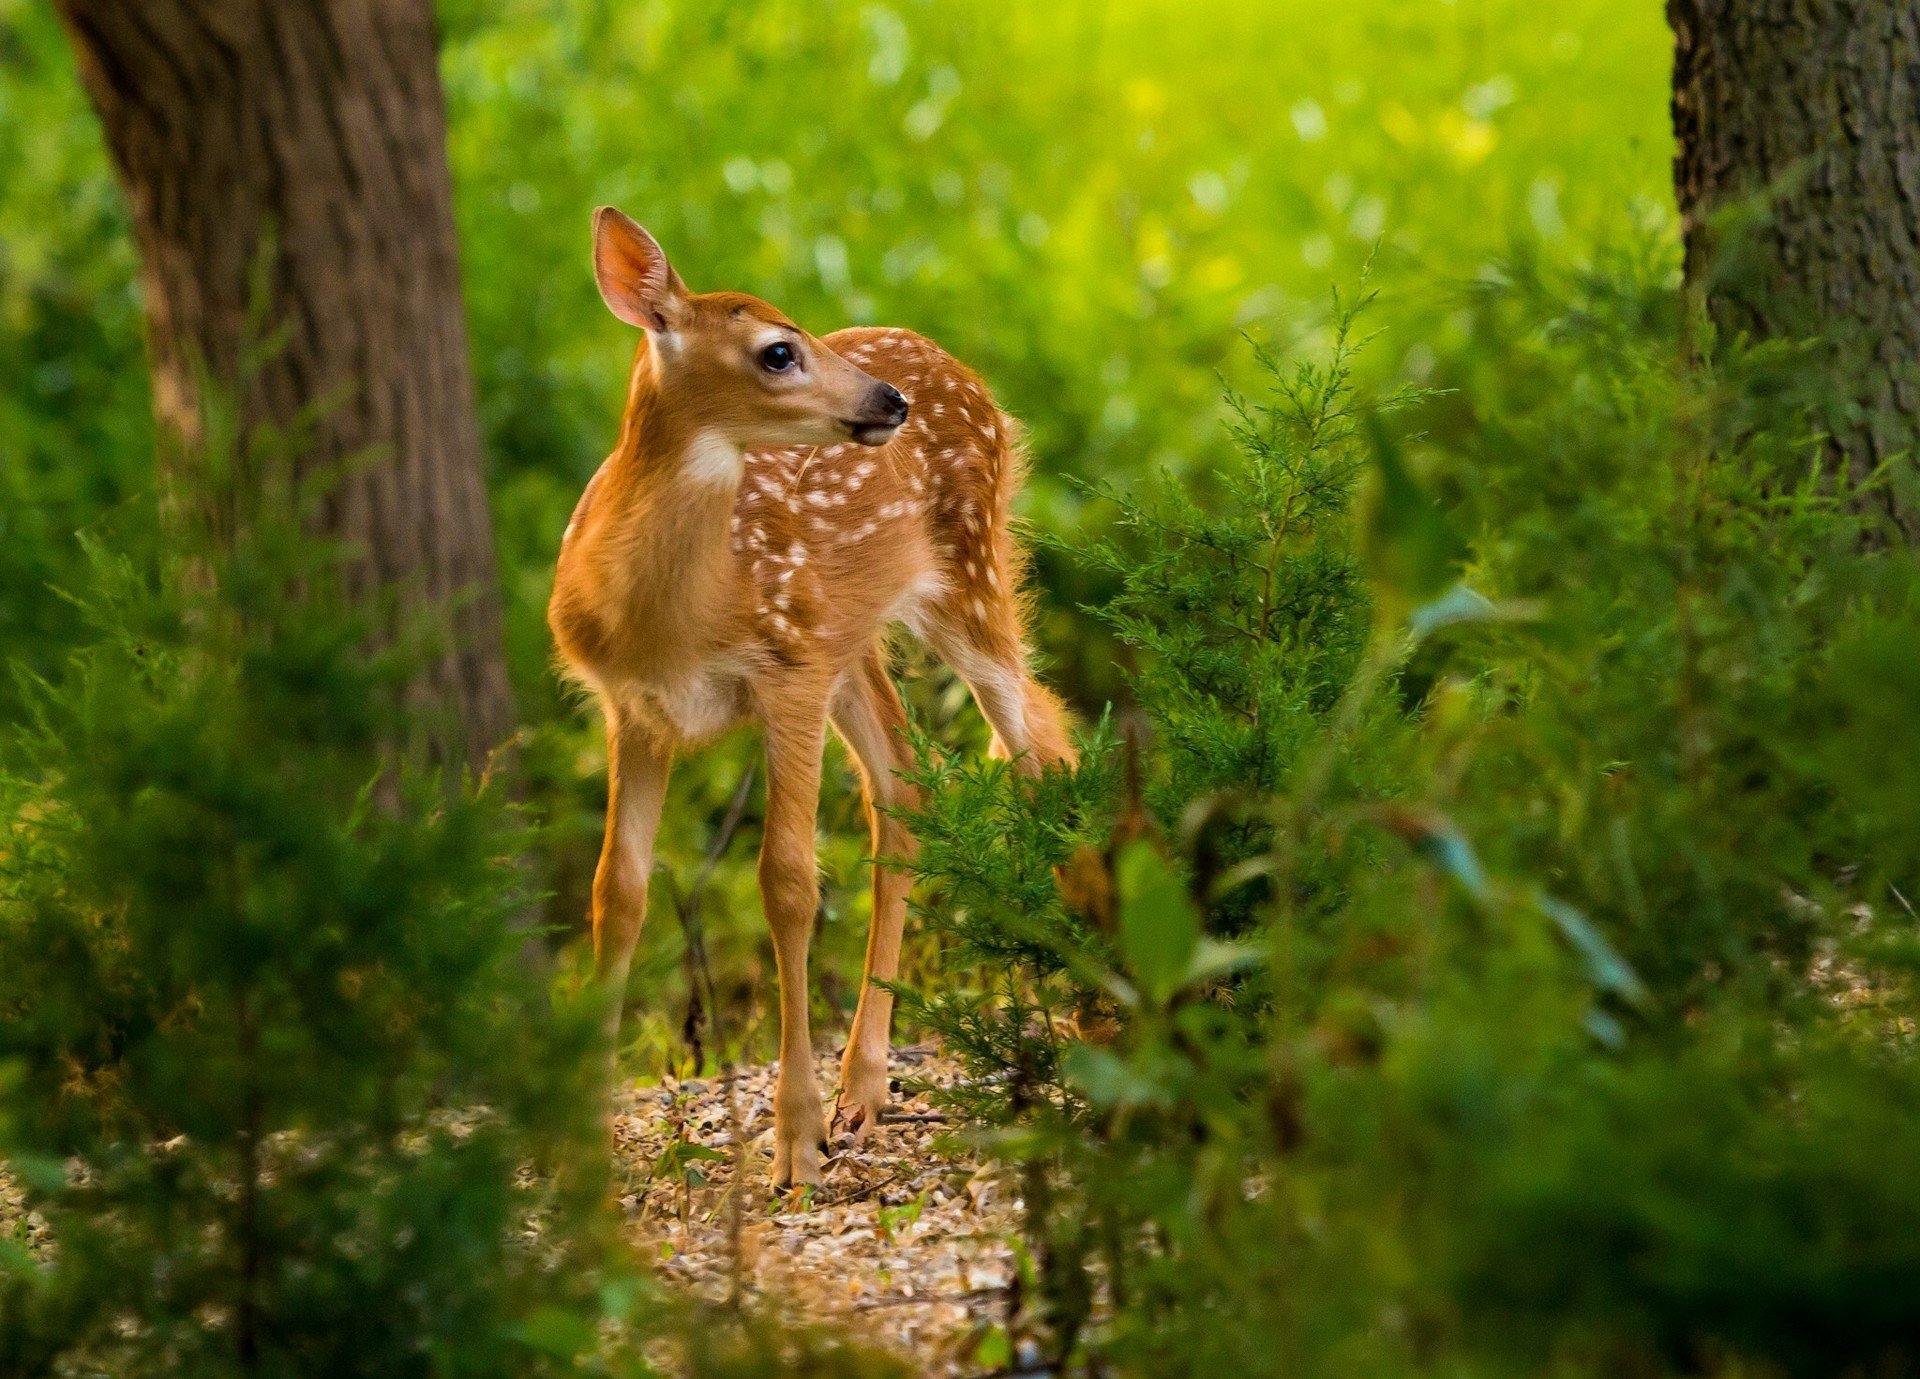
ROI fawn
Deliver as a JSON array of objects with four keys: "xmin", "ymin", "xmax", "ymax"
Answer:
[{"xmin": 550, "ymin": 208, "xmax": 1074, "ymax": 1186}]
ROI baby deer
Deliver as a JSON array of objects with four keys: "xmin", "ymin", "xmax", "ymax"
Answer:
[{"xmin": 550, "ymin": 208, "xmax": 1073, "ymax": 1186}]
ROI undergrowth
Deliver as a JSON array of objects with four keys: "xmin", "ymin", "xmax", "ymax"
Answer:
[{"xmin": 903, "ymin": 249, "xmax": 1920, "ymax": 1377}]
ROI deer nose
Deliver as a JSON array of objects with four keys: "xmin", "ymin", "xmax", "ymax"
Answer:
[{"xmin": 876, "ymin": 383, "xmax": 908, "ymax": 425}]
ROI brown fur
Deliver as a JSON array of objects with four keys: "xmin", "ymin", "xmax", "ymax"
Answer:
[{"xmin": 551, "ymin": 209, "xmax": 1073, "ymax": 1187}]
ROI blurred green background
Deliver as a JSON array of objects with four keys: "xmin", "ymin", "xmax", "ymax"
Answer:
[{"xmin": 0, "ymin": 0, "xmax": 1673, "ymax": 1070}]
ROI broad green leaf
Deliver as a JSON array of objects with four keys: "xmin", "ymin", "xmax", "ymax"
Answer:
[
  {"xmin": 1063, "ymin": 1042, "xmax": 1158, "ymax": 1110},
  {"xmin": 1409, "ymin": 583, "xmax": 1542, "ymax": 638},
  {"xmin": 973, "ymin": 1325, "xmax": 1013, "ymax": 1370},
  {"xmin": 1410, "ymin": 583, "xmax": 1497, "ymax": 637},
  {"xmin": 5, "ymin": 1153, "xmax": 67, "ymax": 1195},
  {"xmin": 1183, "ymin": 937, "xmax": 1266, "ymax": 987},
  {"xmin": 1359, "ymin": 420, "xmax": 1459, "ymax": 602},
  {"xmin": 514, "ymin": 1305, "xmax": 597, "ymax": 1359},
  {"xmin": 1399, "ymin": 813, "xmax": 1491, "ymax": 901},
  {"xmin": 651, "ymin": 1140, "xmax": 727, "ymax": 1182},
  {"xmin": 1116, "ymin": 840, "xmax": 1201, "ymax": 1004},
  {"xmin": 1583, "ymin": 1006, "xmax": 1628, "ymax": 1049},
  {"xmin": 1539, "ymin": 894, "xmax": 1650, "ymax": 1007}
]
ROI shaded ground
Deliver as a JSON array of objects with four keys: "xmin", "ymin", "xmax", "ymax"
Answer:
[
  {"xmin": 0, "ymin": 1167, "xmax": 50, "ymax": 1259},
  {"xmin": 0, "ymin": 1047, "xmax": 1017, "ymax": 1376},
  {"xmin": 612, "ymin": 1046, "xmax": 1021, "ymax": 1376}
]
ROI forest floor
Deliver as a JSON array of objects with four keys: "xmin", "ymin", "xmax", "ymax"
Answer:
[
  {"xmin": 612, "ymin": 1045, "xmax": 1020, "ymax": 1376},
  {"xmin": 0, "ymin": 1048, "xmax": 1016, "ymax": 1376}
]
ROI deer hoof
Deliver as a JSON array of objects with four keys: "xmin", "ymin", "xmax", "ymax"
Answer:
[
  {"xmin": 771, "ymin": 1127, "xmax": 828, "ymax": 1190},
  {"xmin": 831, "ymin": 1098, "xmax": 882, "ymax": 1147},
  {"xmin": 832, "ymin": 1067, "xmax": 891, "ymax": 1146}
]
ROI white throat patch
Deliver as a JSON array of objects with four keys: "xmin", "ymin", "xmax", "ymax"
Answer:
[{"xmin": 683, "ymin": 430, "xmax": 745, "ymax": 486}]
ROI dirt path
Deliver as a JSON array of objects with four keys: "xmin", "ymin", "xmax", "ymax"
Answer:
[{"xmin": 611, "ymin": 1046, "xmax": 1021, "ymax": 1375}]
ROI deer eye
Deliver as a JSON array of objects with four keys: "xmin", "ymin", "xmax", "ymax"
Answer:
[{"xmin": 759, "ymin": 341, "xmax": 798, "ymax": 373}]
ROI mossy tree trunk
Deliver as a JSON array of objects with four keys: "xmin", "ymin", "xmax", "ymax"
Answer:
[
  {"xmin": 1668, "ymin": 0, "xmax": 1920, "ymax": 540},
  {"xmin": 55, "ymin": 0, "xmax": 514, "ymax": 766}
]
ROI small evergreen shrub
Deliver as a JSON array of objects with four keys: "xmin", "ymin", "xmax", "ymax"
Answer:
[
  {"xmin": 903, "ymin": 250, "xmax": 1920, "ymax": 1377},
  {"xmin": 0, "ymin": 447, "xmax": 612, "ymax": 1376}
]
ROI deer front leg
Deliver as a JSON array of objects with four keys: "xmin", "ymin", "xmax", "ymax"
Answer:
[
  {"xmin": 830, "ymin": 652, "xmax": 920, "ymax": 1142},
  {"xmin": 759, "ymin": 693, "xmax": 832, "ymax": 1188},
  {"xmin": 592, "ymin": 709, "xmax": 672, "ymax": 1058}
]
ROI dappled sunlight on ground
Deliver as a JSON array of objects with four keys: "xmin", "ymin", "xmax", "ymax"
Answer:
[{"xmin": 612, "ymin": 1047, "xmax": 1022, "ymax": 1375}]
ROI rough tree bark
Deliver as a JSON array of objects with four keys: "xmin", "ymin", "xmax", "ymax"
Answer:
[
  {"xmin": 55, "ymin": 0, "xmax": 514, "ymax": 765},
  {"xmin": 1668, "ymin": 0, "xmax": 1920, "ymax": 540}
]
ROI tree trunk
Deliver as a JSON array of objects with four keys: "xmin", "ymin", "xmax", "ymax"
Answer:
[
  {"xmin": 1668, "ymin": 0, "xmax": 1920, "ymax": 540},
  {"xmin": 55, "ymin": 0, "xmax": 514, "ymax": 766}
]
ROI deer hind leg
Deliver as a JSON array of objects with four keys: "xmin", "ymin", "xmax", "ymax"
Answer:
[
  {"xmin": 758, "ymin": 683, "xmax": 833, "ymax": 1188},
  {"xmin": 592, "ymin": 706, "xmax": 673, "ymax": 1054},
  {"xmin": 928, "ymin": 590, "xmax": 1076, "ymax": 777},
  {"xmin": 829, "ymin": 650, "xmax": 921, "ymax": 1143}
]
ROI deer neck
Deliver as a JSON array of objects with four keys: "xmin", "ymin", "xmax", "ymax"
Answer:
[{"xmin": 595, "ymin": 343, "xmax": 746, "ymax": 668}]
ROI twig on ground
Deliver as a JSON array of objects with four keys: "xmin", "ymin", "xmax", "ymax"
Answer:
[
  {"xmin": 839, "ymin": 1286, "xmax": 1010, "ymax": 1314},
  {"xmin": 813, "ymin": 1168, "xmax": 911, "ymax": 1208}
]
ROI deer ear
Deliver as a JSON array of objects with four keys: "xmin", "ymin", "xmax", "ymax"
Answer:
[{"xmin": 593, "ymin": 207, "xmax": 685, "ymax": 332}]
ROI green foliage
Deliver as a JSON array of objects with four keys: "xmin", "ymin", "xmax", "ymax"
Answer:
[
  {"xmin": 1426, "ymin": 246, "xmax": 1913, "ymax": 1006},
  {"xmin": 900, "ymin": 293, "xmax": 1400, "ymax": 1123},
  {"xmin": 0, "ymin": 5, "xmax": 149, "ymax": 726},
  {"xmin": 0, "ymin": 447, "xmax": 615, "ymax": 1375},
  {"xmin": 903, "ymin": 255, "xmax": 1920, "ymax": 1376},
  {"xmin": 0, "ymin": 0, "xmax": 1679, "ymax": 1072},
  {"xmin": 891, "ymin": 727, "xmax": 1118, "ymax": 1122},
  {"xmin": 1074, "ymin": 298, "xmax": 1385, "ymax": 808},
  {"xmin": 432, "ymin": 0, "xmax": 1671, "ymax": 726},
  {"xmin": 0, "ymin": 437, "xmax": 910, "ymax": 1377},
  {"xmin": 7, "ymin": 3, "xmax": 1919, "ymax": 1375},
  {"xmin": 1439, "ymin": 1035, "xmax": 1920, "ymax": 1376}
]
